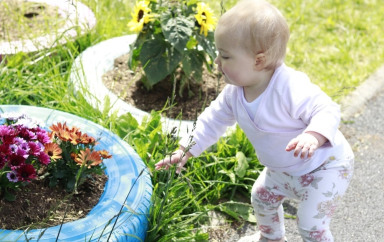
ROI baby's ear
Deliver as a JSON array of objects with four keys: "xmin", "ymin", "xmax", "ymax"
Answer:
[{"xmin": 254, "ymin": 53, "xmax": 266, "ymax": 70}]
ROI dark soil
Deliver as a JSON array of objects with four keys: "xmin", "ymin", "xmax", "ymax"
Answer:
[
  {"xmin": 0, "ymin": 174, "xmax": 107, "ymax": 230},
  {"xmin": 102, "ymin": 54, "xmax": 226, "ymax": 120}
]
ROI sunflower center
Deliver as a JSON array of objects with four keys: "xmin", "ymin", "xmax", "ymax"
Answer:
[
  {"xmin": 202, "ymin": 12, "xmax": 207, "ymax": 23},
  {"xmin": 138, "ymin": 10, "xmax": 144, "ymax": 22}
]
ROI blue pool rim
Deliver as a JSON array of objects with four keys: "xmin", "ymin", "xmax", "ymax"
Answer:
[{"xmin": 0, "ymin": 105, "xmax": 152, "ymax": 242}]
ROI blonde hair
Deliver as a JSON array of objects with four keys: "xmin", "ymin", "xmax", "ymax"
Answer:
[{"xmin": 216, "ymin": 0, "xmax": 290, "ymax": 70}]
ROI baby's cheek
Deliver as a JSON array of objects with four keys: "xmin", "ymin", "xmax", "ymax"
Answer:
[{"xmin": 222, "ymin": 66, "xmax": 236, "ymax": 79}]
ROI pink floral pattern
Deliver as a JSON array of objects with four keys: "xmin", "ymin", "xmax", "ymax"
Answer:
[
  {"xmin": 252, "ymin": 155, "xmax": 353, "ymax": 241},
  {"xmin": 256, "ymin": 187, "xmax": 284, "ymax": 204},
  {"xmin": 259, "ymin": 225, "xmax": 273, "ymax": 234},
  {"xmin": 309, "ymin": 229, "xmax": 330, "ymax": 241},
  {"xmin": 299, "ymin": 174, "xmax": 314, "ymax": 186},
  {"xmin": 314, "ymin": 196, "xmax": 340, "ymax": 219}
]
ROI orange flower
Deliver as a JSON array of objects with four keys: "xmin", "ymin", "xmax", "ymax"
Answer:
[
  {"xmin": 49, "ymin": 122, "xmax": 66, "ymax": 137},
  {"xmin": 78, "ymin": 133, "xmax": 96, "ymax": 145},
  {"xmin": 44, "ymin": 143, "xmax": 62, "ymax": 160},
  {"xmin": 99, "ymin": 150, "xmax": 112, "ymax": 159},
  {"xmin": 49, "ymin": 122, "xmax": 78, "ymax": 143},
  {"xmin": 75, "ymin": 148, "xmax": 102, "ymax": 168}
]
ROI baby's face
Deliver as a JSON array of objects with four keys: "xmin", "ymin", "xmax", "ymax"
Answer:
[{"xmin": 214, "ymin": 28, "xmax": 259, "ymax": 87}]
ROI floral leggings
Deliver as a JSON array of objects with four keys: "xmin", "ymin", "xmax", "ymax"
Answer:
[{"xmin": 251, "ymin": 155, "xmax": 354, "ymax": 242}]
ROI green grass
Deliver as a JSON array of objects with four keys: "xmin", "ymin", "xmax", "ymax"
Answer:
[{"xmin": 0, "ymin": 0, "xmax": 383, "ymax": 241}]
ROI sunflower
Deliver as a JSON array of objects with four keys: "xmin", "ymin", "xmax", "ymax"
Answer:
[
  {"xmin": 194, "ymin": 2, "xmax": 216, "ymax": 36},
  {"xmin": 44, "ymin": 142, "xmax": 62, "ymax": 160},
  {"xmin": 128, "ymin": 1, "xmax": 154, "ymax": 32}
]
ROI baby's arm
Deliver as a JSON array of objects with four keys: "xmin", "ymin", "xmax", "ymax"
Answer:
[
  {"xmin": 155, "ymin": 146, "xmax": 193, "ymax": 174},
  {"xmin": 285, "ymin": 131, "xmax": 328, "ymax": 159}
]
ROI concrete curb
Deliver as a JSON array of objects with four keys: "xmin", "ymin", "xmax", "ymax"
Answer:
[{"xmin": 340, "ymin": 65, "xmax": 384, "ymax": 120}]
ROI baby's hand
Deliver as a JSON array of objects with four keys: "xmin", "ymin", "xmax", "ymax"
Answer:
[
  {"xmin": 286, "ymin": 132, "xmax": 327, "ymax": 159},
  {"xmin": 155, "ymin": 149, "xmax": 192, "ymax": 174}
]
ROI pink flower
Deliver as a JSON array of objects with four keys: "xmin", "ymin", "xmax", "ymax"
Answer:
[
  {"xmin": 16, "ymin": 164, "xmax": 36, "ymax": 182},
  {"xmin": 38, "ymin": 152, "xmax": 51, "ymax": 165}
]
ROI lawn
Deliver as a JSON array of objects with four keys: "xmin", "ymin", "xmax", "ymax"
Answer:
[{"xmin": 0, "ymin": 0, "xmax": 383, "ymax": 241}]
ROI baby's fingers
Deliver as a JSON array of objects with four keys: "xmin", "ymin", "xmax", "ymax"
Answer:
[
  {"xmin": 155, "ymin": 158, "xmax": 171, "ymax": 170},
  {"xmin": 176, "ymin": 159, "xmax": 188, "ymax": 174},
  {"xmin": 286, "ymin": 138, "xmax": 299, "ymax": 151}
]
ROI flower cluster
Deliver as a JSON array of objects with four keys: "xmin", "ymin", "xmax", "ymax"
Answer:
[
  {"xmin": 46, "ymin": 122, "xmax": 112, "ymax": 192},
  {"xmin": 127, "ymin": 0, "xmax": 217, "ymax": 95},
  {"xmin": 0, "ymin": 113, "xmax": 112, "ymax": 201},
  {"xmin": 0, "ymin": 113, "xmax": 51, "ymax": 200},
  {"xmin": 128, "ymin": 0, "xmax": 216, "ymax": 36}
]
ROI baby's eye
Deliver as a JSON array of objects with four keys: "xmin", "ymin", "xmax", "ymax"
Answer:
[{"xmin": 221, "ymin": 56, "xmax": 230, "ymax": 60}]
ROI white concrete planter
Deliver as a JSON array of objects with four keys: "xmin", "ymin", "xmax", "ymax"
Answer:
[
  {"xmin": 70, "ymin": 35, "xmax": 196, "ymax": 138},
  {"xmin": 0, "ymin": 0, "xmax": 96, "ymax": 57}
]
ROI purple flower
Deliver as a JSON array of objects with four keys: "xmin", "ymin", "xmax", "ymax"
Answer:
[
  {"xmin": 1, "ymin": 112, "xmax": 26, "ymax": 122},
  {"xmin": 14, "ymin": 117, "xmax": 38, "ymax": 129},
  {"xmin": 9, "ymin": 144, "xmax": 18, "ymax": 153},
  {"xmin": 6, "ymin": 171, "xmax": 18, "ymax": 182}
]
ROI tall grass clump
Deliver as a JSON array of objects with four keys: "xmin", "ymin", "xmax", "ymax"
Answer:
[{"xmin": 110, "ymin": 109, "xmax": 262, "ymax": 241}]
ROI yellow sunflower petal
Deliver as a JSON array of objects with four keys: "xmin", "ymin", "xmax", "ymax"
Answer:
[
  {"xmin": 128, "ymin": 1, "xmax": 154, "ymax": 32},
  {"xmin": 194, "ymin": 2, "xmax": 216, "ymax": 36}
]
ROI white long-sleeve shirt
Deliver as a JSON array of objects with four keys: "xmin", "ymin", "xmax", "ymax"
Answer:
[{"xmin": 180, "ymin": 64, "xmax": 353, "ymax": 176}]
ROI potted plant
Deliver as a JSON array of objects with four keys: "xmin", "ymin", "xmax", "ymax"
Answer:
[
  {"xmin": 70, "ymin": 0, "xmax": 223, "ymax": 137},
  {"xmin": 0, "ymin": 105, "xmax": 152, "ymax": 241}
]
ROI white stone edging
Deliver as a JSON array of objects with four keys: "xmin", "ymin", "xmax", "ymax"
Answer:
[{"xmin": 0, "ymin": 0, "xmax": 96, "ymax": 56}]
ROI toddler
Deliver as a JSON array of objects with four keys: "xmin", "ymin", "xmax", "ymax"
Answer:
[{"xmin": 155, "ymin": 0, "xmax": 354, "ymax": 241}]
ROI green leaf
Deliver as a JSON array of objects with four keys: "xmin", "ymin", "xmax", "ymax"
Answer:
[
  {"xmin": 217, "ymin": 201, "xmax": 257, "ymax": 223},
  {"xmin": 186, "ymin": 37, "xmax": 198, "ymax": 49},
  {"xmin": 182, "ymin": 50, "xmax": 204, "ymax": 83},
  {"xmin": 4, "ymin": 190, "xmax": 16, "ymax": 202},
  {"xmin": 140, "ymin": 38, "xmax": 182, "ymax": 87},
  {"xmin": 161, "ymin": 13, "xmax": 194, "ymax": 53},
  {"xmin": 196, "ymin": 32, "xmax": 217, "ymax": 61},
  {"xmin": 133, "ymin": 138, "xmax": 150, "ymax": 159},
  {"xmin": 235, "ymin": 151, "xmax": 249, "ymax": 178},
  {"xmin": 219, "ymin": 169, "xmax": 236, "ymax": 183},
  {"xmin": 115, "ymin": 112, "xmax": 139, "ymax": 137}
]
